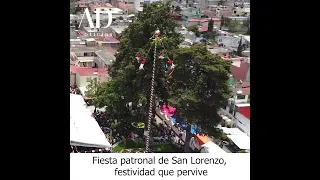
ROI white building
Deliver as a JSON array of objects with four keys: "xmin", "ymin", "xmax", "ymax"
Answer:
[
  {"xmin": 134, "ymin": 0, "xmax": 166, "ymax": 12},
  {"xmin": 70, "ymin": 66, "xmax": 111, "ymax": 95},
  {"xmin": 216, "ymin": 35, "xmax": 249, "ymax": 48},
  {"xmin": 235, "ymin": 104, "xmax": 250, "ymax": 136},
  {"xmin": 70, "ymin": 46, "xmax": 116, "ymax": 68},
  {"xmin": 216, "ymin": 36, "xmax": 241, "ymax": 48}
]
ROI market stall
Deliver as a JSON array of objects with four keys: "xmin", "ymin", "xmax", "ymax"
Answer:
[
  {"xmin": 189, "ymin": 134, "xmax": 226, "ymax": 154},
  {"xmin": 227, "ymin": 134, "xmax": 250, "ymax": 150},
  {"xmin": 70, "ymin": 94, "xmax": 111, "ymax": 148}
]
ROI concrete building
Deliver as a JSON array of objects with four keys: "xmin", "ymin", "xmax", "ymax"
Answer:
[
  {"xmin": 219, "ymin": 84, "xmax": 250, "ymax": 135},
  {"xmin": 95, "ymin": 36, "xmax": 120, "ymax": 48},
  {"xmin": 134, "ymin": 0, "xmax": 167, "ymax": 12},
  {"xmin": 235, "ymin": 104, "xmax": 250, "ymax": 136},
  {"xmin": 94, "ymin": 50, "xmax": 116, "ymax": 68},
  {"xmin": 215, "ymin": 34, "xmax": 249, "ymax": 49},
  {"xmin": 118, "ymin": 2, "xmax": 135, "ymax": 13},
  {"xmin": 70, "ymin": 66, "xmax": 111, "ymax": 95},
  {"xmin": 70, "ymin": 46, "xmax": 116, "ymax": 68},
  {"xmin": 180, "ymin": 8, "xmax": 205, "ymax": 20},
  {"xmin": 176, "ymin": 0, "xmax": 236, "ymax": 11},
  {"xmin": 109, "ymin": 25, "xmax": 128, "ymax": 39}
]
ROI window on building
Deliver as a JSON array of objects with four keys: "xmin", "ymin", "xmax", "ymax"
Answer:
[
  {"xmin": 86, "ymin": 77, "xmax": 91, "ymax": 82},
  {"xmin": 237, "ymin": 94, "xmax": 246, "ymax": 99},
  {"xmin": 140, "ymin": 2, "xmax": 144, "ymax": 5}
]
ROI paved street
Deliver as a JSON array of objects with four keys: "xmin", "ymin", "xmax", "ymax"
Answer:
[
  {"xmin": 155, "ymin": 108, "xmax": 231, "ymax": 153},
  {"xmin": 155, "ymin": 108, "xmax": 186, "ymax": 143}
]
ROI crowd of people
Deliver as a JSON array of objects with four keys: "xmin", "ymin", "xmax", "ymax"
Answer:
[
  {"xmin": 70, "ymin": 89, "xmax": 184, "ymax": 152},
  {"xmin": 70, "ymin": 85, "xmax": 81, "ymax": 94},
  {"xmin": 93, "ymin": 110, "xmax": 110, "ymax": 127},
  {"xmin": 150, "ymin": 125, "xmax": 175, "ymax": 143},
  {"xmin": 70, "ymin": 145, "xmax": 111, "ymax": 153}
]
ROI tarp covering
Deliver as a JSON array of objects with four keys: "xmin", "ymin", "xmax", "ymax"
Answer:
[
  {"xmin": 195, "ymin": 134, "xmax": 210, "ymax": 145},
  {"xmin": 160, "ymin": 105, "xmax": 176, "ymax": 117},
  {"xmin": 191, "ymin": 134, "xmax": 226, "ymax": 153},
  {"xmin": 170, "ymin": 116, "xmax": 177, "ymax": 124},
  {"xmin": 219, "ymin": 127, "xmax": 246, "ymax": 135},
  {"xmin": 201, "ymin": 141, "xmax": 226, "ymax": 154},
  {"xmin": 70, "ymin": 94, "xmax": 111, "ymax": 148},
  {"xmin": 190, "ymin": 125, "xmax": 201, "ymax": 135},
  {"xmin": 227, "ymin": 135, "xmax": 250, "ymax": 150},
  {"xmin": 177, "ymin": 121, "xmax": 187, "ymax": 129}
]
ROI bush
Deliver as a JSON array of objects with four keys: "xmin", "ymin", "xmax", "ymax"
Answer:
[
  {"xmin": 110, "ymin": 123, "xmax": 117, "ymax": 130},
  {"xmin": 121, "ymin": 136, "xmax": 126, "ymax": 146},
  {"xmin": 238, "ymin": 150, "xmax": 248, "ymax": 153},
  {"xmin": 187, "ymin": 25, "xmax": 198, "ymax": 32}
]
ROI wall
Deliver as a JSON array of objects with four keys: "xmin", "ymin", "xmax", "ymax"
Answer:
[
  {"xmin": 186, "ymin": 21, "xmax": 199, "ymax": 27},
  {"xmin": 246, "ymin": 65, "xmax": 250, "ymax": 81},
  {"xmin": 235, "ymin": 112, "xmax": 250, "ymax": 136},
  {"xmin": 235, "ymin": 94, "xmax": 249, "ymax": 104},
  {"xmin": 70, "ymin": 73, "xmax": 76, "ymax": 86},
  {"xmin": 134, "ymin": 0, "xmax": 144, "ymax": 9},
  {"xmin": 222, "ymin": 0, "xmax": 236, "ymax": 6},
  {"xmin": 216, "ymin": 36, "xmax": 241, "ymax": 48},
  {"xmin": 76, "ymin": 75, "xmax": 97, "ymax": 88}
]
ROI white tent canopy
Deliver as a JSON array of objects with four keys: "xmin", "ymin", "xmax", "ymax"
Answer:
[
  {"xmin": 227, "ymin": 135, "xmax": 250, "ymax": 150},
  {"xmin": 70, "ymin": 94, "xmax": 111, "ymax": 148},
  {"xmin": 201, "ymin": 141, "xmax": 226, "ymax": 154},
  {"xmin": 220, "ymin": 127, "xmax": 246, "ymax": 135}
]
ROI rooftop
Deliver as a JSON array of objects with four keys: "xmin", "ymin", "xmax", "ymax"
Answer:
[
  {"xmin": 102, "ymin": 37, "xmax": 120, "ymax": 44},
  {"xmin": 231, "ymin": 62, "xmax": 249, "ymax": 82},
  {"xmin": 242, "ymin": 35, "xmax": 250, "ymax": 43},
  {"xmin": 227, "ymin": 16, "xmax": 248, "ymax": 19},
  {"xmin": 91, "ymin": 4, "xmax": 113, "ymax": 9},
  {"xmin": 188, "ymin": 18, "xmax": 221, "ymax": 22},
  {"xmin": 70, "ymin": 46, "xmax": 98, "ymax": 53},
  {"xmin": 208, "ymin": 47, "xmax": 230, "ymax": 54},
  {"xmin": 70, "ymin": 66, "xmax": 108, "ymax": 76},
  {"xmin": 240, "ymin": 82, "xmax": 250, "ymax": 88},
  {"xmin": 232, "ymin": 86, "xmax": 250, "ymax": 96},
  {"xmin": 118, "ymin": 2, "xmax": 134, "ymax": 9},
  {"xmin": 95, "ymin": 50, "xmax": 116, "ymax": 65},
  {"xmin": 105, "ymin": 48, "xmax": 118, "ymax": 55},
  {"xmin": 198, "ymin": 26, "xmax": 208, "ymax": 32},
  {"xmin": 110, "ymin": 26, "xmax": 128, "ymax": 34},
  {"xmin": 237, "ymin": 106, "xmax": 250, "ymax": 120}
]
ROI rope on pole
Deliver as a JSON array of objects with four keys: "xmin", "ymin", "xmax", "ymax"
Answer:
[{"xmin": 145, "ymin": 40, "xmax": 157, "ymax": 153}]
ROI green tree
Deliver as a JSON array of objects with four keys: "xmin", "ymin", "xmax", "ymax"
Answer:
[
  {"xmin": 236, "ymin": 37, "xmax": 243, "ymax": 56},
  {"xmin": 168, "ymin": 44, "xmax": 232, "ymax": 152},
  {"xmin": 228, "ymin": 20, "xmax": 239, "ymax": 33},
  {"xmin": 87, "ymin": 2, "xmax": 183, "ymax": 125},
  {"xmin": 85, "ymin": 77, "xmax": 99, "ymax": 98},
  {"xmin": 70, "ymin": 4, "xmax": 75, "ymax": 14},
  {"xmin": 187, "ymin": 25, "xmax": 200, "ymax": 37},
  {"xmin": 243, "ymin": 18, "xmax": 250, "ymax": 35},
  {"xmin": 203, "ymin": 19, "xmax": 216, "ymax": 40},
  {"xmin": 187, "ymin": 25, "xmax": 198, "ymax": 32},
  {"xmin": 208, "ymin": 19, "xmax": 214, "ymax": 32}
]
